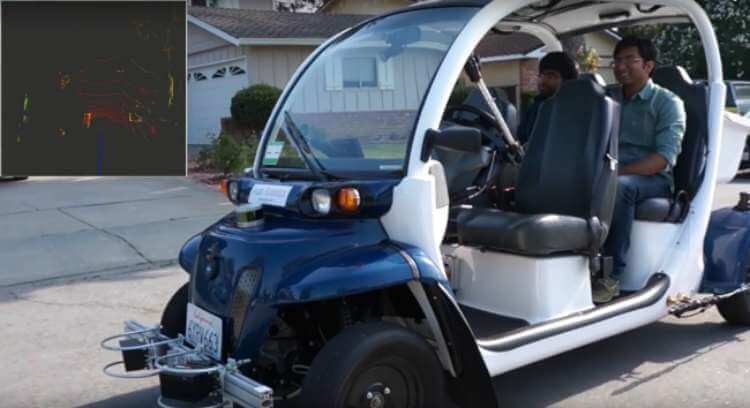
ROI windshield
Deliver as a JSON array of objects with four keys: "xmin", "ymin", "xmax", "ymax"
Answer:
[{"xmin": 259, "ymin": 7, "xmax": 479, "ymax": 177}]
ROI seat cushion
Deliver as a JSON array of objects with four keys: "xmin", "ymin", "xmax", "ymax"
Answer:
[
  {"xmin": 456, "ymin": 208, "xmax": 591, "ymax": 256},
  {"xmin": 445, "ymin": 206, "xmax": 461, "ymax": 242},
  {"xmin": 635, "ymin": 198, "xmax": 683, "ymax": 222}
]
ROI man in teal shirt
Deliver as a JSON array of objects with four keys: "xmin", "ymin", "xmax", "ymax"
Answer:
[{"xmin": 594, "ymin": 36, "xmax": 687, "ymax": 303}]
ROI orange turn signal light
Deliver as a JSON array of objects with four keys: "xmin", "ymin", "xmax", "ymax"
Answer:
[
  {"xmin": 336, "ymin": 188, "xmax": 361, "ymax": 213},
  {"xmin": 220, "ymin": 179, "xmax": 228, "ymax": 195}
]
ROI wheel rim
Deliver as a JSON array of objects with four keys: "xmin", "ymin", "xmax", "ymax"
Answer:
[{"xmin": 343, "ymin": 359, "xmax": 422, "ymax": 408}]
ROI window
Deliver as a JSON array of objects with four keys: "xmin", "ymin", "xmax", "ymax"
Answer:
[
  {"xmin": 212, "ymin": 67, "xmax": 226, "ymax": 79},
  {"xmin": 193, "ymin": 72, "xmax": 207, "ymax": 81},
  {"xmin": 259, "ymin": 7, "xmax": 479, "ymax": 175},
  {"xmin": 229, "ymin": 65, "xmax": 246, "ymax": 76},
  {"xmin": 343, "ymin": 57, "xmax": 378, "ymax": 88}
]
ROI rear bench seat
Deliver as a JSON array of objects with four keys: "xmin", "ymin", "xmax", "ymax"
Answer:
[{"xmin": 634, "ymin": 66, "xmax": 708, "ymax": 222}]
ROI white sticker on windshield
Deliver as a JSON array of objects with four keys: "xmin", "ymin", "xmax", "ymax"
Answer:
[
  {"xmin": 263, "ymin": 142, "xmax": 284, "ymax": 165},
  {"xmin": 248, "ymin": 183, "xmax": 293, "ymax": 207}
]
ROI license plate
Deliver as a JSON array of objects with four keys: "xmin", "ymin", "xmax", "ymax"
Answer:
[{"xmin": 185, "ymin": 303, "xmax": 223, "ymax": 360}]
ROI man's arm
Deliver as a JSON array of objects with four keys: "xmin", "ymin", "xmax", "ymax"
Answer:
[
  {"xmin": 620, "ymin": 153, "xmax": 668, "ymax": 176},
  {"xmin": 621, "ymin": 92, "xmax": 686, "ymax": 177}
]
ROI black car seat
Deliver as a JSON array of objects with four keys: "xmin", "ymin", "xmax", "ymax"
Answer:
[
  {"xmin": 439, "ymin": 88, "xmax": 520, "ymax": 242},
  {"xmin": 455, "ymin": 79, "xmax": 620, "ymax": 256},
  {"xmin": 634, "ymin": 66, "xmax": 708, "ymax": 222}
]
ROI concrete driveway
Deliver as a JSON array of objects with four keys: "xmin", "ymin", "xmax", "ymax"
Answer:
[{"xmin": 0, "ymin": 176, "xmax": 232, "ymax": 288}]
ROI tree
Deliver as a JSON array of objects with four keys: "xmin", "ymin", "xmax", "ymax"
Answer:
[
  {"xmin": 621, "ymin": 0, "xmax": 749, "ymax": 80},
  {"xmin": 577, "ymin": 46, "xmax": 601, "ymax": 73}
]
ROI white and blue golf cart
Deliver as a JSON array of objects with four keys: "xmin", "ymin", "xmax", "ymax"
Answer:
[{"xmin": 102, "ymin": 1, "xmax": 750, "ymax": 407}]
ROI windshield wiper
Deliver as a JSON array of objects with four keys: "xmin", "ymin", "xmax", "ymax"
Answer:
[{"xmin": 282, "ymin": 111, "xmax": 329, "ymax": 181}]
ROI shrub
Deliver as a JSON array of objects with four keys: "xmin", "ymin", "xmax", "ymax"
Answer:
[
  {"xmin": 204, "ymin": 133, "xmax": 257, "ymax": 175},
  {"xmin": 230, "ymin": 84, "xmax": 283, "ymax": 133}
]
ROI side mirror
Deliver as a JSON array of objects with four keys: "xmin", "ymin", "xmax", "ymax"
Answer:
[{"xmin": 421, "ymin": 126, "xmax": 482, "ymax": 162}]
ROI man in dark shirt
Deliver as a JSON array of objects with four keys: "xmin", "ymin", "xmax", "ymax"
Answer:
[
  {"xmin": 594, "ymin": 37, "xmax": 686, "ymax": 303},
  {"xmin": 517, "ymin": 52, "xmax": 578, "ymax": 145}
]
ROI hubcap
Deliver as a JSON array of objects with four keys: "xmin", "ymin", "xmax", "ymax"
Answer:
[
  {"xmin": 365, "ymin": 384, "xmax": 388, "ymax": 408},
  {"xmin": 344, "ymin": 359, "xmax": 421, "ymax": 408}
]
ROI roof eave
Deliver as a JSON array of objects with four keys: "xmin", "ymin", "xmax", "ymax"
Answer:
[
  {"xmin": 238, "ymin": 38, "xmax": 327, "ymax": 46},
  {"xmin": 188, "ymin": 15, "xmax": 240, "ymax": 46}
]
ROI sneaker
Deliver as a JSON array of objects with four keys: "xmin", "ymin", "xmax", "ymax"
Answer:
[{"xmin": 592, "ymin": 277, "xmax": 620, "ymax": 304}]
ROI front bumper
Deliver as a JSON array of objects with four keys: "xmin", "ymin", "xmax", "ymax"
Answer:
[{"xmin": 101, "ymin": 320, "xmax": 274, "ymax": 408}]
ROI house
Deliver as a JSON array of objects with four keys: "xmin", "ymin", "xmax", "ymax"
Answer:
[
  {"xmin": 187, "ymin": 0, "xmax": 617, "ymax": 148},
  {"xmin": 188, "ymin": 4, "xmax": 368, "ymax": 146},
  {"xmin": 321, "ymin": 0, "xmax": 618, "ymax": 87}
]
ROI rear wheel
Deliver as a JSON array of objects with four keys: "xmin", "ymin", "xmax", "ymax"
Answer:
[
  {"xmin": 300, "ymin": 322, "xmax": 446, "ymax": 408},
  {"xmin": 161, "ymin": 282, "xmax": 189, "ymax": 337},
  {"xmin": 717, "ymin": 267, "xmax": 750, "ymax": 325}
]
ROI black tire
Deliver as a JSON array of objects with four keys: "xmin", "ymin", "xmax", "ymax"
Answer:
[
  {"xmin": 161, "ymin": 283, "xmax": 189, "ymax": 337},
  {"xmin": 300, "ymin": 322, "xmax": 446, "ymax": 408},
  {"xmin": 717, "ymin": 264, "xmax": 750, "ymax": 325},
  {"xmin": 717, "ymin": 288, "xmax": 750, "ymax": 325}
]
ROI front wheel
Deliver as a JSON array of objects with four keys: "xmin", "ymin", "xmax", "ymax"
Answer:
[{"xmin": 300, "ymin": 322, "xmax": 446, "ymax": 408}]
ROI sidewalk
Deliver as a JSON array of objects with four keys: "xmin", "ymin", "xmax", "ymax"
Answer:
[{"xmin": 0, "ymin": 177, "xmax": 230, "ymax": 288}]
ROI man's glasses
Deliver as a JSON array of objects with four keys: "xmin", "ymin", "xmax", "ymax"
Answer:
[{"xmin": 610, "ymin": 57, "xmax": 643, "ymax": 67}]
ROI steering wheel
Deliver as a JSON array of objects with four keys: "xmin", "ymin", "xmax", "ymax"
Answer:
[
  {"xmin": 444, "ymin": 104, "xmax": 522, "ymax": 164},
  {"xmin": 439, "ymin": 104, "xmax": 511, "ymax": 204},
  {"xmin": 444, "ymin": 104, "xmax": 504, "ymax": 138},
  {"xmin": 443, "ymin": 104, "xmax": 505, "ymax": 152}
]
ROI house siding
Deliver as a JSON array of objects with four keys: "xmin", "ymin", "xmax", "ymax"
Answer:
[
  {"xmin": 188, "ymin": 45, "xmax": 245, "ymax": 68},
  {"xmin": 246, "ymin": 46, "xmax": 316, "ymax": 89},
  {"xmin": 482, "ymin": 60, "xmax": 522, "ymax": 104},
  {"xmin": 238, "ymin": 0, "xmax": 274, "ymax": 10},
  {"xmin": 323, "ymin": 0, "xmax": 411, "ymax": 15},
  {"xmin": 584, "ymin": 31, "xmax": 617, "ymax": 83},
  {"xmin": 288, "ymin": 48, "xmax": 443, "ymax": 114},
  {"xmin": 483, "ymin": 60, "xmax": 521, "ymax": 88}
]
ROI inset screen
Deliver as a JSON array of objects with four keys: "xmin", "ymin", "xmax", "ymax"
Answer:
[{"xmin": 1, "ymin": 1, "xmax": 186, "ymax": 176}]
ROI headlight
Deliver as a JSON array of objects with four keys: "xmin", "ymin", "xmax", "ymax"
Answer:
[
  {"xmin": 311, "ymin": 189, "xmax": 331, "ymax": 215},
  {"xmin": 228, "ymin": 180, "xmax": 239, "ymax": 202}
]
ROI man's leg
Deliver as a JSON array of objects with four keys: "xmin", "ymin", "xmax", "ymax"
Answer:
[{"xmin": 595, "ymin": 174, "xmax": 671, "ymax": 302}]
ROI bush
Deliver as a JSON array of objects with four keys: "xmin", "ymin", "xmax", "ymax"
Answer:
[
  {"xmin": 200, "ymin": 133, "xmax": 257, "ymax": 175},
  {"xmin": 230, "ymin": 84, "xmax": 283, "ymax": 133}
]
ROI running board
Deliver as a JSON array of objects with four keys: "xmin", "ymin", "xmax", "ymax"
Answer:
[{"xmin": 477, "ymin": 273, "xmax": 670, "ymax": 352}]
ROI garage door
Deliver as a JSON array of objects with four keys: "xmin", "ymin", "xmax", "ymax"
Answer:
[{"xmin": 188, "ymin": 59, "xmax": 248, "ymax": 145}]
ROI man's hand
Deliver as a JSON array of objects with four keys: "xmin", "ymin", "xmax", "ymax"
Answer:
[{"xmin": 620, "ymin": 153, "xmax": 668, "ymax": 176}]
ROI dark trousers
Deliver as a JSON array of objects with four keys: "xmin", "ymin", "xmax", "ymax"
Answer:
[{"xmin": 603, "ymin": 174, "xmax": 671, "ymax": 277}]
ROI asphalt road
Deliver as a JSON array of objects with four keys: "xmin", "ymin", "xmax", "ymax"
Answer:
[{"xmin": 0, "ymin": 175, "xmax": 749, "ymax": 407}]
